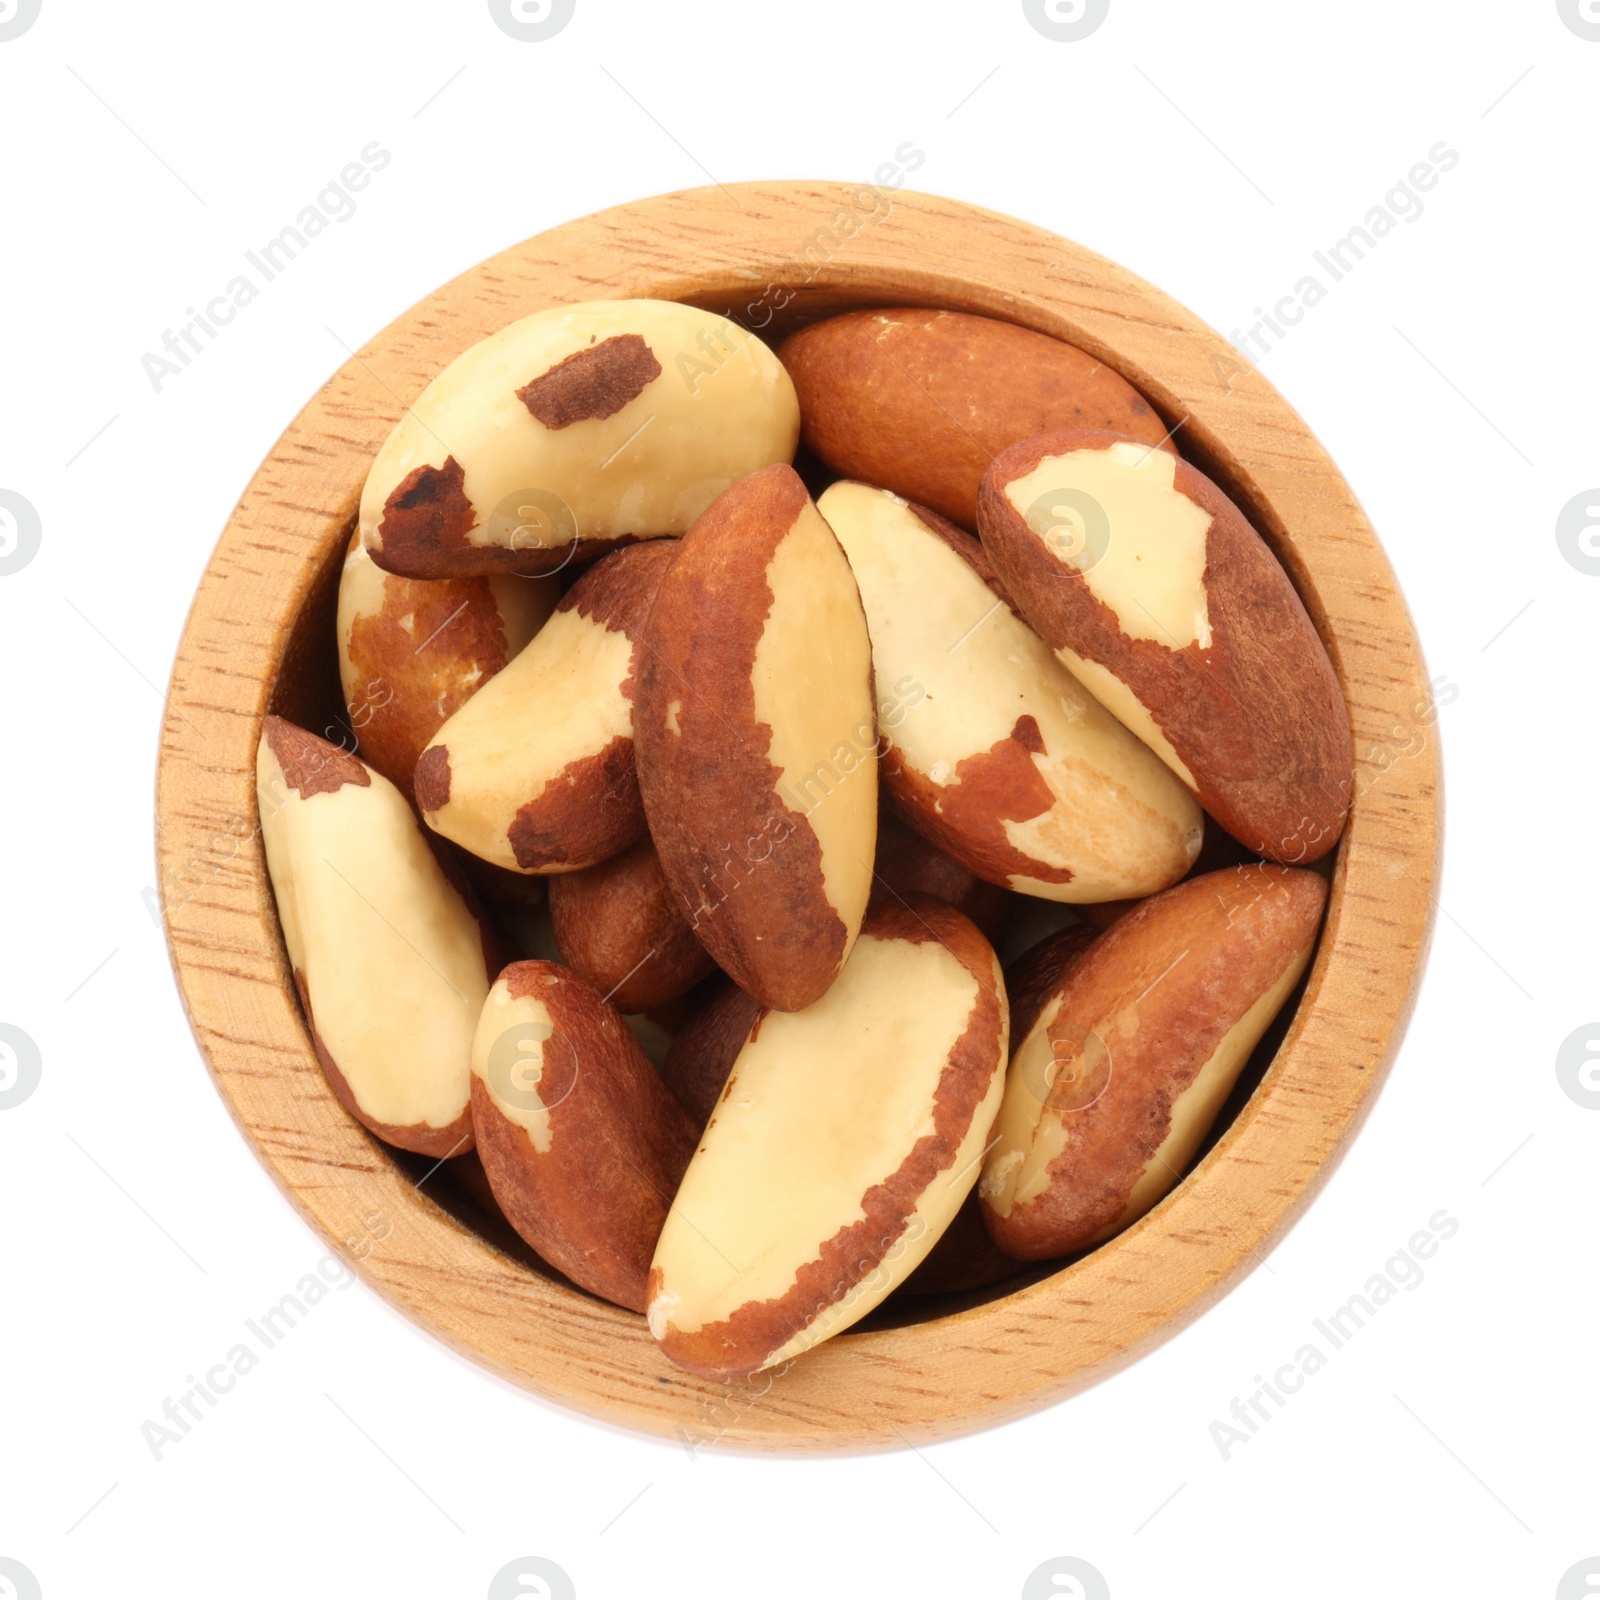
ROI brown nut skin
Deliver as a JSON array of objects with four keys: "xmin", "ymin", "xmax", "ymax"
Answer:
[
  {"xmin": 979, "ymin": 865, "xmax": 1328, "ymax": 1261},
  {"xmin": 469, "ymin": 961, "xmax": 697, "ymax": 1312},
  {"xmin": 658, "ymin": 974, "xmax": 765, "ymax": 1131},
  {"xmin": 634, "ymin": 463, "xmax": 878, "ymax": 1012},
  {"xmin": 977, "ymin": 429, "xmax": 1352, "ymax": 865},
  {"xmin": 869, "ymin": 811, "xmax": 1013, "ymax": 946},
  {"xmin": 336, "ymin": 531, "xmax": 556, "ymax": 799},
  {"xmin": 778, "ymin": 308, "xmax": 1171, "ymax": 529},
  {"xmin": 548, "ymin": 837, "xmax": 717, "ymax": 1014},
  {"xmin": 417, "ymin": 540, "xmax": 676, "ymax": 875}
]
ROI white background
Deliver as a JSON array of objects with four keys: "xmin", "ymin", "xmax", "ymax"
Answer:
[{"xmin": 2, "ymin": 1, "xmax": 1596, "ymax": 1596}]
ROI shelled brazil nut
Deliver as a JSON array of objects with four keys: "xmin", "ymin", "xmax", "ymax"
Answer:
[
  {"xmin": 470, "ymin": 961, "xmax": 698, "ymax": 1312},
  {"xmin": 635, "ymin": 463, "xmax": 877, "ymax": 1012},
  {"xmin": 647, "ymin": 897, "xmax": 1008, "ymax": 1377},
  {"xmin": 980, "ymin": 865, "xmax": 1328, "ymax": 1259},
  {"xmin": 978, "ymin": 430, "xmax": 1352, "ymax": 864},
  {"xmin": 415, "ymin": 540, "xmax": 675, "ymax": 874},
  {"xmin": 257, "ymin": 717, "xmax": 496, "ymax": 1157},
  {"xmin": 361, "ymin": 300, "xmax": 799, "ymax": 578}
]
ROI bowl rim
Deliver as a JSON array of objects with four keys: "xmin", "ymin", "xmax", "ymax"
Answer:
[{"xmin": 155, "ymin": 180, "xmax": 1440, "ymax": 1452}]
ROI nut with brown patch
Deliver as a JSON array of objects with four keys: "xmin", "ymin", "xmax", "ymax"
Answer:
[
  {"xmin": 360, "ymin": 299, "xmax": 800, "ymax": 578},
  {"xmin": 336, "ymin": 531, "xmax": 557, "ymax": 798},
  {"xmin": 979, "ymin": 864, "xmax": 1327, "ymax": 1260},
  {"xmin": 548, "ymin": 837, "xmax": 717, "ymax": 1014},
  {"xmin": 977, "ymin": 430, "xmax": 1352, "ymax": 864},
  {"xmin": 778, "ymin": 307, "xmax": 1171, "ymax": 529},
  {"xmin": 647, "ymin": 897, "xmax": 1009, "ymax": 1378},
  {"xmin": 635, "ymin": 464, "xmax": 878, "ymax": 1012},
  {"xmin": 470, "ymin": 961, "xmax": 698, "ymax": 1312},
  {"xmin": 819, "ymin": 480, "xmax": 1202, "ymax": 901},
  {"xmin": 257, "ymin": 717, "xmax": 494, "ymax": 1157},
  {"xmin": 417, "ymin": 541, "xmax": 675, "ymax": 874}
]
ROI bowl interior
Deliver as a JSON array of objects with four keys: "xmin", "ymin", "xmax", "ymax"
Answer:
[{"xmin": 161, "ymin": 183, "xmax": 1438, "ymax": 1449}]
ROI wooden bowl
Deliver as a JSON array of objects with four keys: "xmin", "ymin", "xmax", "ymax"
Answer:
[{"xmin": 156, "ymin": 182, "xmax": 1439, "ymax": 1451}]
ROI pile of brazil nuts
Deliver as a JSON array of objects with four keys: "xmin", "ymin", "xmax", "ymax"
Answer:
[{"xmin": 258, "ymin": 298, "xmax": 1352, "ymax": 1380}]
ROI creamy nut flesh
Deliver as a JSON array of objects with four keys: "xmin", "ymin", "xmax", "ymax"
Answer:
[
  {"xmin": 1001, "ymin": 439, "xmax": 1213, "ymax": 649},
  {"xmin": 470, "ymin": 981, "xmax": 561, "ymax": 1154},
  {"xmin": 750, "ymin": 497, "xmax": 877, "ymax": 937},
  {"xmin": 360, "ymin": 299, "xmax": 800, "ymax": 559},
  {"xmin": 817, "ymin": 482, "xmax": 1200, "ymax": 899},
  {"xmin": 982, "ymin": 941, "xmax": 1313, "ymax": 1225},
  {"xmin": 419, "ymin": 606, "xmax": 633, "ymax": 869},
  {"xmin": 648, "ymin": 930, "xmax": 1004, "ymax": 1367},
  {"xmin": 982, "ymin": 991, "xmax": 1073, "ymax": 1214},
  {"xmin": 257, "ymin": 737, "xmax": 486, "ymax": 1133}
]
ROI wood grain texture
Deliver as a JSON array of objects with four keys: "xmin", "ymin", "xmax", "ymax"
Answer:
[{"xmin": 155, "ymin": 182, "xmax": 1440, "ymax": 1452}]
